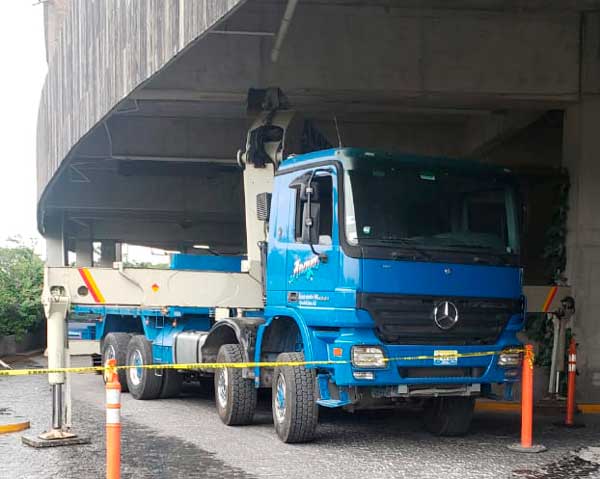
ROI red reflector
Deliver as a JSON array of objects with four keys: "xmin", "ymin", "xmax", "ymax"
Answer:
[{"xmin": 333, "ymin": 347, "xmax": 343, "ymax": 357}]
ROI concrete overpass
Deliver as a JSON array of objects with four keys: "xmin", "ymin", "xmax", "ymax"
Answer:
[{"xmin": 38, "ymin": 0, "xmax": 600, "ymax": 401}]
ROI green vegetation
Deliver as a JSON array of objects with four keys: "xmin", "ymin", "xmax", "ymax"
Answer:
[
  {"xmin": 542, "ymin": 177, "xmax": 570, "ymax": 283},
  {"xmin": 524, "ymin": 312, "xmax": 553, "ymax": 367},
  {"xmin": 0, "ymin": 241, "xmax": 44, "ymax": 340},
  {"xmin": 526, "ymin": 174, "xmax": 571, "ymax": 369}
]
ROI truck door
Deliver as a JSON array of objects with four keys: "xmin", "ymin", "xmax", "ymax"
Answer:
[{"xmin": 285, "ymin": 169, "xmax": 340, "ymax": 305}]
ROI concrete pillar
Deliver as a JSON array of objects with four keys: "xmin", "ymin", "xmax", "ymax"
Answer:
[
  {"xmin": 75, "ymin": 240, "xmax": 93, "ymax": 267},
  {"xmin": 45, "ymin": 216, "xmax": 66, "ymax": 267},
  {"xmin": 563, "ymin": 95, "xmax": 600, "ymax": 402},
  {"xmin": 98, "ymin": 241, "xmax": 118, "ymax": 268}
]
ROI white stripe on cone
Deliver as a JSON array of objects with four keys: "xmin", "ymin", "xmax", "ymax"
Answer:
[
  {"xmin": 106, "ymin": 389, "xmax": 120, "ymax": 404},
  {"xmin": 106, "ymin": 408, "xmax": 120, "ymax": 424}
]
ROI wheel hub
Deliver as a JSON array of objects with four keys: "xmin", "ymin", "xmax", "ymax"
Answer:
[
  {"xmin": 129, "ymin": 349, "xmax": 144, "ymax": 386},
  {"xmin": 274, "ymin": 373, "xmax": 287, "ymax": 423},
  {"xmin": 217, "ymin": 368, "xmax": 229, "ymax": 408}
]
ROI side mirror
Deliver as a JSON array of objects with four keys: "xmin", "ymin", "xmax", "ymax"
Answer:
[
  {"xmin": 301, "ymin": 202, "xmax": 320, "ymax": 244},
  {"xmin": 256, "ymin": 192, "xmax": 272, "ymax": 222}
]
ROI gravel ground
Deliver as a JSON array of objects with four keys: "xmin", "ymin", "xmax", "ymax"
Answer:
[{"xmin": 1, "ymin": 355, "xmax": 599, "ymax": 479}]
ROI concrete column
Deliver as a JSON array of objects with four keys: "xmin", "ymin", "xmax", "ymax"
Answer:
[
  {"xmin": 45, "ymin": 216, "xmax": 66, "ymax": 267},
  {"xmin": 75, "ymin": 240, "xmax": 93, "ymax": 267},
  {"xmin": 99, "ymin": 242, "xmax": 113, "ymax": 267},
  {"xmin": 99, "ymin": 241, "xmax": 118, "ymax": 268},
  {"xmin": 563, "ymin": 95, "xmax": 600, "ymax": 402}
]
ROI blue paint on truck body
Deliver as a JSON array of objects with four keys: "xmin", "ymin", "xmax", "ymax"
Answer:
[{"xmin": 169, "ymin": 254, "xmax": 244, "ymax": 272}]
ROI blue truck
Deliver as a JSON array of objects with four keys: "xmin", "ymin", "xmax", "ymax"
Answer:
[{"xmin": 65, "ymin": 112, "xmax": 524, "ymax": 443}]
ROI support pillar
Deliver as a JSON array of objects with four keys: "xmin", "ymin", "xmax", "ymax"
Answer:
[
  {"xmin": 44, "ymin": 216, "xmax": 66, "ymax": 267},
  {"xmin": 99, "ymin": 241, "xmax": 118, "ymax": 268},
  {"xmin": 75, "ymin": 239, "xmax": 93, "ymax": 267},
  {"xmin": 563, "ymin": 95, "xmax": 600, "ymax": 402}
]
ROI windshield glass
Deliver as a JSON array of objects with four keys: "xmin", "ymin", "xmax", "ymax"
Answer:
[{"xmin": 344, "ymin": 162, "xmax": 519, "ymax": 257}]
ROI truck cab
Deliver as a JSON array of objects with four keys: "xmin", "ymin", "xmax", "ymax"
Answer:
[{"xmin": 253, "ymin": 147, "xmax": 524, "ymax": 441}]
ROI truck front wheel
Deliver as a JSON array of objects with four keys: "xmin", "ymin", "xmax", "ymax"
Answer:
[
  {"xmin": 423, "ymin": 396, "xmax": 475, "ymax": 436},
  {"xmin": 214, "ymin": 344, "xmax": 256, "ymax": 425},
  {"xmin": 272, "ymin": 352, "xmax": 319, "ymax": 443},
  {"xmin": 125, "ymin": 335, "xmax": 163, "ymax": 400},
  {"xmin": 101, "ymin": 333, "xmax": 131, "ymax": 392}
]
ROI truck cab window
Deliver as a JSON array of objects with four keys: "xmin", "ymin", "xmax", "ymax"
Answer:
[
  {"xmin": 294, "ymin": 175, "xmax": 333, "ymax": 244},
  {"xmin": 344, "ymin": 165, "xmax": 520, "ymax": 260}
]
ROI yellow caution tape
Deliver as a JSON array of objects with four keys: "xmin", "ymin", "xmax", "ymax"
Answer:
[{"xmin": 0, "ymin": 348, "xmax": 526, "ymax": 377}]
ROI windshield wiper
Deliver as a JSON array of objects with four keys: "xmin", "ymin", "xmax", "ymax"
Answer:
[
  {"xmin": 436, "ymin": 244, "xmax": 512, "ymax": 264},
  {"xmin": 369, "ymin": 238, "xmax": 433, "ymax": 261}
]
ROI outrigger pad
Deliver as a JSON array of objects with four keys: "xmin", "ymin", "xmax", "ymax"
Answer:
[
  {"xmin": 507, "ymin": 443, "xmax": 547, "ymax": 454},
  {"xmin": 22, "ymin": 432, "xmax": 91, "ymax": 448}
]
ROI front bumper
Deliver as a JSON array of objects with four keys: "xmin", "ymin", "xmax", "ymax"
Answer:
[{"xmin": 312, "ymin": 328, "xmax": 521, "ymax": 388}]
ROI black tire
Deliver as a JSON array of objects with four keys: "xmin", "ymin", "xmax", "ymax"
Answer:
[
  {"xmin": 272, "ymin": 352, "xmax": 319, "ymax": 443},
  {"xmin": 423, "ymin": 396, "xmax": 475, "ymax": 436},
  {"xmin": 92, "ymin": 354, "xmax": 103, "ymax": 375},
  {"xmin": 214, "ymin": 344, "xmax": 257, "ymax": 425},
  {"xmin": 101, "ymin": 333, "xmax": 131, "ymax": 392},
  {"xmin": 125, "ymin": 335, "xmax": 163, "ymax": 400},
  {"xmin": 160, "ymin": 368, "xmax": 183, "ymax": 398}
]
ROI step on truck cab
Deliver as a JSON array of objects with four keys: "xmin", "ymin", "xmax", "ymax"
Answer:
[{"xmin": 53, "ymin": 100, "xmax": 525, "ymax": 443}]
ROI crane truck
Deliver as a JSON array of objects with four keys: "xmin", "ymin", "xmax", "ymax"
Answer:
[{"xmin": 45, "ymin": 97, "xmax": 527, "ymax": 443}]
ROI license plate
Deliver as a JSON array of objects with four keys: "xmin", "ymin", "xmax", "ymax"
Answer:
[{"xmin": 434, "ymin": 350, "xmax": 458, "ymax": 366}]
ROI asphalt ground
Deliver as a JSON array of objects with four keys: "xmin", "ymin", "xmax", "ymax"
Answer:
[{"xmin": 1, "ymin": 355, "xmax": 599, "ymax": 479}]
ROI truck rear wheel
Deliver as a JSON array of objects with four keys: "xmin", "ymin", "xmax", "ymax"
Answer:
[
  {"xmin": 214, "ymin": 344, "xmax": 256, "ymax": 425},
  {"xmin": 272, "ymin": 352, "xmax": 319, "ymax": 443},
  {"xmin": 126, "ymin": 335, "xmax": 162, "ymax": 400},
  {"xmin": 160, "ymin": 368, "xmax": 183, "ymax": 398},
  {"xmin": 101, "ymin": 333, "xmax": 131, "ymax": 392},
  {"xmin": 423, "ymin": 396, "xmax": 475, "ymax": 436}
]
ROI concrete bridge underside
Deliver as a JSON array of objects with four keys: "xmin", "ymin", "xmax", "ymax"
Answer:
[{"xmin": 38, "ymin": 0, "xmax": 600, "ymax": 400}]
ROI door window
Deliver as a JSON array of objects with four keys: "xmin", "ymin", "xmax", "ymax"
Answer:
[{"xmin": 293, "ymin": 175, "xmax": 333, "ymax": 245}]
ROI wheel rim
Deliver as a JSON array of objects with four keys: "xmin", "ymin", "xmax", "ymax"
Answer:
[
  {"xmin": 274, "ymin": 373, "xmax": 287, "ymax": 424},
  {"xmin": 103, "ymin": 344, "xmax": 116, "ymax": 382},
  {"xmin": 217, "ymin": 368, "xmax": 228, "ymax": 409},
  {"xmin": 129, "ymin": 349, "xmax": 144, "ymax": 386}
]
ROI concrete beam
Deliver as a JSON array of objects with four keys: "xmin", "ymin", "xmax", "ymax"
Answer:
[
  {"xmin": 38, "ymin": 0, "xmax": 247, "ymax": 203},
  {"xmin": 463, "ymin": 111, "xmax": 544, "ymax": 157},
  {"xmin": 45, "ymin": 166, "xmax": 243, "ymax": 214},
  {"xmin": 74, "ymin": 218, "xmax": 244, "ymax": 252},
  {"xmin": 145, "ymin": 6, "xmax": 580, "ymax": 108}
]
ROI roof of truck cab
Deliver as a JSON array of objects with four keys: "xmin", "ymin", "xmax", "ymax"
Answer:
[{"xmin": 277, "ymin": 148, "xmax": 515, "ymax": 177}]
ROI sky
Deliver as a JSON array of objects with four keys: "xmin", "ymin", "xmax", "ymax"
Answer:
[{"xmin": 0, "ymin": 1, "xmax": 46, "ymax": 249}]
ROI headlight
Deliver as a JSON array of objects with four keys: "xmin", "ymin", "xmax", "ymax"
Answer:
[
  {"xmin": 351, "ymin": 346, "xmax": 386, "ymax": 368},
  {"xmin": 498, "ymin": 348, "xmax": 522, "ymax": 367}
]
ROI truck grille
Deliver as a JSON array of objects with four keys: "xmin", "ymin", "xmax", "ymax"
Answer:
[{"xmin": 356, "ymin": 293, "xmax": 521, "ymax": 345}]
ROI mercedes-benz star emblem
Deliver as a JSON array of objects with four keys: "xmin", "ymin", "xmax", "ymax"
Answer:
[{"xmin": 433, "ymin": 301, "xmax": 459, "ymax": 330}]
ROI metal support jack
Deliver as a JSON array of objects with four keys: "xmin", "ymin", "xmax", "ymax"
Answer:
[
  {"xmin": 22, "ymin": 282, "xmax": 90, "ymax": 448},
  {"xmin": 548, "ymin": 296, "xmax": 575, "ymax": 397}
]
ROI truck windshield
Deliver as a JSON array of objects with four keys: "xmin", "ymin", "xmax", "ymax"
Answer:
[{"xmin": 343, "ymin": 163, "xmax": 519, "ymax": 261}]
